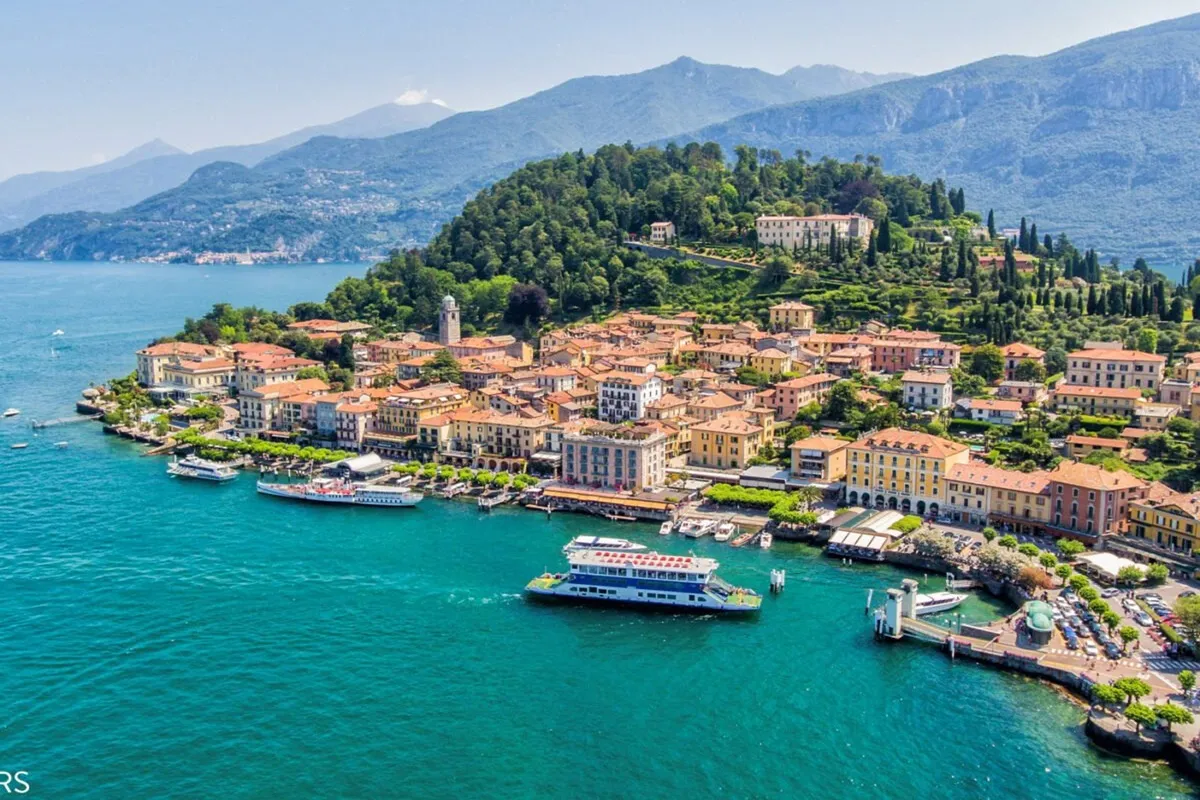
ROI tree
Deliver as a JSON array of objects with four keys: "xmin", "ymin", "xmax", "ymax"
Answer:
[
  {"xmin": 1092, "ymin": 683, "xmax": 1125, "ymax": 708},
  {"xmin": 986, "ymin": 209, "xmax": 996, "ymax": 239},
  {"xmin": 1068, "ymin": 573, "xmax": 1090, "ymax": 592},
  {"xmin": 1014, "ymin": 359, "xmax": 1047, "ymax": 383},
  {"xmin": 970, "ymin": 344, "xmax": 1005, "ymax": 383},
  {"xmin": 1039, "ymin": 552, "xmax": 1058, "ymax": 569},
  {"xmin": 1018, "ymin": 543, "xmax": 1040, "ymax": 557},
  {"xmin": 1137, "ymin": 327, "xmax": 1159, "ymax": 355},
  {"xmin": 1018, "ymin": 565, "xmax": 1055, "ymax": 591},
  {"xmin": 1113, "ymin": 677, "xmax": 1152, "ymax": 705},
  {"xmin": 1180, "ymin": 670, "xmax": 1196, "ymax": 692},
  {"xmin": 997, "ymin": 534, "xmax": 1018, "ymax": 549},
  {"xmin": 1057, "ymin": 538, "xmax": 1086, "ymax": 558},
  {"xmin": 1089, "ymin": 599, "xmax": 1110, "ymax": 616},
  {"xmin": 1116, "ymin": 565, "xmax": 1145, "ymax": 586},
  {"xmin": 982, "ymin": 526, "xmax": 997, "ymax": 542},
  {"xmin": 1154, "ymin": 703, "xmax": 1194, "ymax": 731},
  {"xmin": 761, "ymin": 252, "xmax": 794, "ymax": 287},
  {"xmin": 422, "ymin": 349, "xmax": 462, "ymax": 385},
  {"xmin": 1055, "ymin": 564, "xmax": 1073, "ymax": 582},
  {"xmin": 1146, "ymin": 563, "xmax": 1169, "ymax": 585},
  {"xmin": 1102, "ymin": 610, "xmax": 1122, "ymax": 631},
  {"xmin": 1173, "ymin": 595, "xmax": 1200, "ymax": 636},
  {"xmin": 1124, "ymin": 703, "xmax": 1156, "ymax": 733},
  {"xmin": 1078, "ymin": 586, "xmax": 1099, "ymax": 603},
  {"xmin": 877, "ymin": 217, "xmax": 892, "ymax": 253},
  {"xmin": 1117, "ymin": 625, "xmax": 1139, "ymax": 650},
  {"xmin": 504, "ymin": 283, "xmax": 551, "ymax": 325}
]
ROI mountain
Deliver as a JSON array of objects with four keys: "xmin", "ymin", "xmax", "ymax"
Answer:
[
  {"xmin": 680, "ymin": 13, "xmax": 1200, "ymax": 266},
  {"xmin": 0, "ymin": 58, "xmax": 903, "ymax": 262},
  {"xmin": 0, "ymin": 102, "xmax": 455, "ymax": 231}
]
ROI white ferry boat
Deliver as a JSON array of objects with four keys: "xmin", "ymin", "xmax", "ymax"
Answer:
[
  {"xmin": 167, "ymin": 455, "xmax": 238, "ymax": 482},
  {"xmin": 525, "ymin": 549, "xmax": 762, "ymax": 613},
  {"xmin": 563, "ymin": 536, "xmax": 646, "ymax": 555},
  {"xmin": 256, "ymin": 477, "xmax": 423, "ymax": 507},
  {"xmin": 915, "ymin": 591, "xmax": 967, "ymax": 616}
]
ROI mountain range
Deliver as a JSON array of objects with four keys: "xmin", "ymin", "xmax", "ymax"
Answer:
[
  {"xmin": 0, "ymin": 101, "xmax": 455, "ymax": 230},
  {"xmin": 0, "ymin": 60, "xmax": 903, "ymax": 261},
  {"xmin": 9, "ymin": 15, "xmax": 1200, "ymax": 267}
]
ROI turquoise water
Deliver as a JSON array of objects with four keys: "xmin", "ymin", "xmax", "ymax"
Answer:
[{"xmin": 0, "ymin": 261, "xmax": 1193, "ymax": 798}]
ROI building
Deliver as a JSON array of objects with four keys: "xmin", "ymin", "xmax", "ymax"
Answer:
[
  {"xmin": 770, "ymin": 373, "xmax": 839, "ymax": 419},
  {"xmin": 334, "ymin": 401, "xmax": 376, "ymax": 451},
  {"xmin": 697, "ymin": 341, "xmax": 756, "ymax": 372},
  {"xmin": 1133, "ymin": 402, "xmax": 1179, "ymax": 431},
  {"xmin": 768, "ymin": 301, "xmax": 815, "ymax": 332},
  {"xmin": 1065, "ymin": 347, "xmax": 1165, "ymax": 391},
  {"xmin": 844, "ymin": 428, "xmax": 970, "ymax": 517},
  {"xmin": 1047, "ymin": 461, "xmax": 1147, "ymax": 539},
  {"xmin": 135, "ymin": 342, "xmax": 220, "ymax": 386},
  {"xmin": 789, "ymin": 436, "xmax": 849, "ymax": 483},
  {"xmin": 825, "ymin": 346, "xmax": 873, "ymax": 377},
  {"xmin": 157, "ymin": 357, "xmax": 236, "ymax": 400},
  {"xmin": 686, "ymin": 392, "xmax": 744, "ymax": 422},
  {"xmin": 945, "ymin": 464, "xmax": 1051, "ymax": 530},
  {"xmin": 1159, "ymin": 379, "xmax": 1194, "ymax": 409},
  {"xmin": 997, "ymin": 381, "xmax": 1049, "ymax": 406},
  {"xmin": 649, "ymin": 221, "xmax": 676, "ymax": 243},
  {"xmin": 688, "ymin": 414, "xmax": 765, "ymax": 471},
  {"xmin": 1050, "ymin": 385, "xmax": 1142, "ymax": 417},
  {"xmin": 999, "ymin": 342, "xmax": 1046, "ymax": 382},
  {"xmin": 597, "ymin": 372, "xmax": 663, "ymax": 423},
  {"xmin": 235, "ymin": 356, "xmax": 321, "ymax": 393},
  {"xmin": 901, "ymin": 370, "xmax": 953, "ymax": 410},
  {"xmin": 957, "ymin": 398, "xmax": 1024, "ymax": 426},
  {"xmin": 755, "ymin": 214, "xmax": 874, "ymax": 249},
  {"xmin": 1065, "ymin": 434, "xmax": 1128, "ymax": 460},
  {"xmin": 750, "ymin": 348, "xmax": 793, "ymax": 377},
  {"xmin": 562, "ymin": 423, "xmax": 667, "ymax": 491},
  {"xmin": 1128, "ymin": 488, "xmax": 1200, "ymax": 558},
  {"xmin": 237, "ymin": 378, "xmax": 330, "ymax": 434},
  {"xmin": 372, "ymin": 383, "xmax": 469, "ymax": 439},
  {"xmin": 871, "ymin": 338, "xmax": 961, "ymax": 373},
  {"xmin": 438, "ymin": 295, "xmax": 461, "ymax": 346},
  {"xmin": 286, "ymin": 319, "xmax": 373, "ymax": 338},
  {"xmin": 442, "ymin": 408, "xmax": 553, "ymax": 469}
]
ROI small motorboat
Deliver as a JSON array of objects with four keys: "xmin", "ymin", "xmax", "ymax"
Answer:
[
  {"xmin": 730, "ymin": 531, "xmax": 755, "ymax": 548},
  {"xmin": 2, "ymin": 408, "xmax": 19, "ymax": 418},
  {"xmin": 54, "ymin": 441, "xmax": 69, "ymax": 449},
  {"xmin": 714, "ymin": 522, "xmax": 735, "ymax": 542},
  {"xmin": 759, "ymin": 533, "xmax": 774, "ymax": 549},
  {"xmin": 915, "ymin": 592, "xmax": 967, "ymax": 616},
  {"xmin": 52, "ymin": 329, "xmax": 65, "ymax": 336},
  {"xmin": 10, "ymin": 443, "xmax": 29, "ymax": 450},
  {"xmin": 563, "ymin": 535, "xmax": 646, "ymax": 554},
  {"xmin": 684, "ymin": 519, "xmax": 715, "ymax": 539},
  {"xmin": 658, "ymin": 521, "xmax": 673, "ymax": 536}
]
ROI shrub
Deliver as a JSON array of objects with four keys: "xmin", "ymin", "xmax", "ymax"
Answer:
[
  {"xmin": 891, "ymin": 515, "xmax": 922, "ymax": 534},
  {"xmin": 1078, "ymin": 586, "xmax": 1099, "ymax": 603},
  {"xmin": 1146, "ymin": 563, "xmax": 1169, "ymax": 585},
  {"xmin": 997, "ymin": 535, "xmax": 1018, "ymax": 549},
  {"xmin": 981, "ymin": 526, "xmax": 997, "ymax": 542},
  {"xmin": 1018, "ymin": 543, "xmax": 1040, "ymax": 558}
]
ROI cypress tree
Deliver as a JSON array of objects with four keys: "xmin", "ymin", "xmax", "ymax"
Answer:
[
  {"xmin": 956, "ymin": 240, "xmax": 967, "ymax": 279},
  {"xmin": 1193, "ymin": 293, "xmax": 1200, "ymax": 321},
  {"xmin": 1028, "ymin": 223, "xmax": 1038, "ymax": 254},
  {"xmin": 986, "ymin": 209, "xmax": 996, "ymax": 239},
  {"xmin": 1154, "ymin": 281, "xmax": 1167, "ymax": 315},
  {"xmin": 1131, "ymin": 288, "xmax": 1143, "ymax": 317},
  {"xmin": 1043, "ymin": 233, "xmax": 1053, "ymax": 256},
  {"xmin": 1141, "ymin": 284, "xmax": 1152, "ymax": 316},
  {"xmin": 1054, "ymin": 290, "xmax": 1063, "ymax": 309},
  {"xmin": 866, "ymin": 232, "xmax": 877, "ymax": 267},
  {"xmin": 876, "ymin": 217, "xmax": 891, "ymax": 253},
  {"xmin": 895, "ymin": 199, "xmax": 910, "ymax": 227},
  {"xmin": 939, "ymin": 245, "xmax": 953, "ymax": 282},
  {"xmin": 1086, "ymin": 284, "xmax": 1097, "ymax": 315},
  {"xmin": 1170, "ymin": 295, "xmax": 1186, "ymax": 323},
  {"xmin": 1018, "ymin": 217, "xmax": 1029, "ymax": 251}
]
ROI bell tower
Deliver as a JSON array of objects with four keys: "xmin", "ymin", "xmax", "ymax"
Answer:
[{"xmin": 438, "ymin": 294, "xmax": 460, "ymax": 345}]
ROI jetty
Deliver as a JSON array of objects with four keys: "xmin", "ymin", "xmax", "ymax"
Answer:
[
  {"xmin": 478, "ymin": 492, "xmax": 514, "ymax": 511},
  {"xmin": 34, "ymin": 413, "xmax": 100, "ymax": 429}
]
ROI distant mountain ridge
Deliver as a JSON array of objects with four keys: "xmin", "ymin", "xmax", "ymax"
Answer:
[
  {"xmin": 0, "ymin": 58, "xmax": 904, "ymax": 261},
  {"xmin": 679, "ymin": 13, "xmax": 1200, "ymax": 265},
  {"xmin": 0, "ymin": 102, "xmax": 455, "ymax": 231}
]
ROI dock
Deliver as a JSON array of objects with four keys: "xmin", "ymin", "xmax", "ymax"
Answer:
[
  {"xmin": 478, "ymin": 492, "xmax": 514, "ymax": 511},
  {"xmin": 33, "ymin": 413, "xmax": 100, "ymax": 429}
]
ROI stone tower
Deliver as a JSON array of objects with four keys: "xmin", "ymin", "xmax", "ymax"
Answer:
[{"xmin": 438, "ymin": 294, "xmax": 461, "ymax": 345}]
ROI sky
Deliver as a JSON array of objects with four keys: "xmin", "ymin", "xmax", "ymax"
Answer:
[{"xmin": 2, "ymin": 0, "xmax": 1198, "ymax": 180}]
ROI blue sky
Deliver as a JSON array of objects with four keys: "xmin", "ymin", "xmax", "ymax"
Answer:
[{"xmin": 2, "ymin": 0, "xmax": 1198, "ymax": 180}]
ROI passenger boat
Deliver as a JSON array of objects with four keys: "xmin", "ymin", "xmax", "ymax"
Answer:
[
  {"xmin": 525, "ymin": 549, "xmax": 762, "ymax": 613},
  {"xmin": 759, "ymin": 532, "xmax": 774, "ymax": 549},
  {"xmin": 256, "ymin": 477, "xmax": 423, "ymax": 507},
  {"xmin": 915, "ymin": 591, "xmax": 967, "ymax": 616},
  {"xmin": 714, "ymin": 522, "xmax": 735, "ymax": 542},
  {"xmin": 54, "ymin": 441, "xmax": 69, "ymax": 449},
  {"xmin": 730, "ymin": 531, "xmax": 755, "ymax": 547},
  {"xmin": 168, "ymin": 455, "xmax": 238, "ymax": 482},
  {"xmin": 658, "ymin": 521, "xmax": 673, "ymax": 536},
  {"xmin": 563, "ymin": 536, "xmax": 646, "ymax": 555},
  {"xmin": 2, "ymin": 408, "xmax": 19, "ymax": 417}
]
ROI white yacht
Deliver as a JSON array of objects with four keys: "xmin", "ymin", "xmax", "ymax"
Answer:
[
  {"xmin": 563, "ymin": 536, "xmax": 646, "ymax": 555},
  {"xmin": 915, "ymin": 592, "xmax": 967, "ymax": 616},
  {"xmin": 2, "ymin": 408, "xmax": 19, "ymax": 418},
  {"xmin": 257, "ymin": 477, "xmax": 422, "ymax": 507},
  {"xmin": 683, "ymin": 519, "xmax": 715, "ymax": 539},
  {"xmin": 658, "ymin": 521, "xmax": 673, "ymax": 536},
  {"xmin": 168, "ymin": 455, "xmax": 238, "ymax": 482},
  {"xmin": 759, "ymin": 532, "xmax": 774, "ymax": 549},
  {"xmin": 714, "ymin": 522, "xmax": 735, "ymax": 542}
]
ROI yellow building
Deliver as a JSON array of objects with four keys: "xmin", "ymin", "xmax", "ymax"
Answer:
[
  {"xmin": 374, "ymin": 383, "xmax": 469, "ymax": 436},
  {"xmin": 443, "ymin": 408, "xmax": 553, "ymax": 469},
  {"xmin": 789, "ymin": 436, "xmax": 848, "ymax": 482},
  {"xmin": 768, "ymin": 301, "xmax": 815, "ymax": 331},
  {"xmin": 945, "ymin": 463, "xmax": 1051, "ymax": 530},
  {"xmin": 1065, "ymin": 434, "xmax": 1128, "ymax": 460},
  {"xmin": 1129, "ymin": 487, "xmax": 1200, "ymax": 557},
  {"xmin": 688, "ymin": 414, "xmax": 764, "ymax": 470},
  {"xmin": 750, "ymin": 347, "xmax": 793, "ymax": 377},
  {"xmin": 1050, "ymin": 385, "xmax": 1142, "ymax": 417},
  {"xmin": 845, "ymin": 427, "xmax": 969, "ymax": 516}
]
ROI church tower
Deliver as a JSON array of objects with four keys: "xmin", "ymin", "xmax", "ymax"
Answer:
[{"xmin": 438, "ymin": 294, "xmax": 461, "ymax": 345}]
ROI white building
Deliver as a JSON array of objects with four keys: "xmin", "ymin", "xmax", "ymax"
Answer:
[
  {"xmin": 755, "ymin": 214, "xmax": 874, "ymax": 249},
  {"xmin": 649, "ymin": 221, "xmax": 676, "ymax": 244},
  {"xmin": 900, "ymin": 370, "xmax": 953, "ymax": 410},
  {"xmin": 597, "ymin": 372, "xmax": 663, "ymax": 423}
]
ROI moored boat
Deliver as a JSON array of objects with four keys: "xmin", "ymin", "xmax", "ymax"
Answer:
[
  {"xmin": 683, "ymin": 519, "xmax": 715, "ymax": 539},
  {"xmin": 714, "ymin": 522, "xmax": 735, "ymax": 542},
  {"xmin": 168, "ymin": 454, "xmax": 238, "ymax": 482},
  {"xmin": 525, "ymin": 549, "xmax": 761, "ymax": 613},
  {"xmin": 915, "ymin": 591, "xmax": 967, "ymax": 616},
  {"xmin": 257, "ymin": 477, "xmax": 423, "ymax": 507},
  {"xmin": 658, "ymin": 521, "xmax": 673, "ymax": 536},
  {"xmin": 563, "ymin": 535, "xmax": 646, "ymax": 555},
  {"xmin": 759, "ymin": 532, "xmax": 773, "ymax": 549},
  {"xmin": 10, "ymin": 442, "xmax": 28, "ymax": 450},
  {"xmin": 730, "ymin": 530, "xmax": 755, "ymax": 547}
]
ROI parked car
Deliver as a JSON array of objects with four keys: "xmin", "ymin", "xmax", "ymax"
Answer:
[
  {"xmin": 1065, "ymin": 636, "xmax": 1079, "ymax": 650},
  {"xmin": 1061, "ymin": 623, "xmax": 1075, "ymax": 637},
  {"xmin": 1077, "ymin": 627, "xmax": 1092, "ymax": 639},
  {"xmin": 1135, "ymin": 612, "xmax": 1153, "ymax": 627},
  {"xmin": 1101, "ymin": 588, "xmax": 1121, "ymax": 598},
  {"xmin": 1104, "ymin": 642, "xmax": 1122, "ymax": 659},
  {"xmin": 1085, "ymin": 642, "xmax": 1099, "ymax": 657},
  {"xmin": 1139, "ymin": 593, "xmax": 1163, "ymax": 601},
  {"xmin": 1181, "ymin": 590, "xmax": 1197, "ymax": 599}
]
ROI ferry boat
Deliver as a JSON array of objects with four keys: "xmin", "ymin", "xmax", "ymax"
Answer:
[
  {"xmin": 168, "ymin": 455, "xmax": 238, "ymax": 482},
  {"xmin": 256, "ymin": 477, "xmax": 423, "ymax": 507},
  {"xmin": 915, "ymin": 591, "xmax": 967, "ymax": 616},
  {"xmin": 2, "ymin": 408, "xmax": 19, "ymax": 418},
  {"xmin": 562, "ymin": 535, "xmax": 646, "ymax": 555},
  {"xmin": 525, "ymin": 549, "xmax": 761, "ymax": 613}
]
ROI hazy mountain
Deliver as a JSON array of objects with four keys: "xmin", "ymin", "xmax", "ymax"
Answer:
[
  {"xmin": 0, "ymin": 58, "xmax": 903, "ymax": 261},
  {"xmin": 0, "ymin": 102, "xmax": 455, "ymax": 231},
  {"xmin": 681, "ymin": 13, "xmax": 1200, "ymax": 265}
]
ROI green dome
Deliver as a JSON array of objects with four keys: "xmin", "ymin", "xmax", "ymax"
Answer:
[{"xmin": 1024, "ymin": 600, "xmax": 1054, "ymax": 633}]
